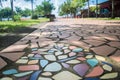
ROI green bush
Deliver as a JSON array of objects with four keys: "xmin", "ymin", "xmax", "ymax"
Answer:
[
  {"xmin": 14, "ymin": 15, "xmax": 21, "ymax": 21},
  {"xmin": 31, "ymin": 14, "xmax": 38, "ymax": 19}
]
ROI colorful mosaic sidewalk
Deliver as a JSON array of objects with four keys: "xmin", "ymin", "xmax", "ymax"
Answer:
[{"xmin": 0, "ymin": 42, "xmax": 120, "ymax": 80}]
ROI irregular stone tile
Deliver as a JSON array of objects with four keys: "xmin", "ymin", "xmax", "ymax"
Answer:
[
  {"xmin": 16, "ymin": 59, "xmax": 28, "ymax": 64},
  {"xmin": 48, "ymin": 50, "xmax": 55, "ymax": 54},
  {"xmin": 0, "ymin": 77, "xmax": 13, "ymax": 80},
  {"xmin": 40, "ymin": 60, "xmax": 49, "ymax": 68},
  {"xmin": 91, "ymin": 45, "xmax": 116, "ymax": 56},
  {"xmin": 31, "ymin": 43, "xmax": 38, "ymax": 49},
  {"xmin": 95, "ymin": 55, "xmax": 106, "ymax": 61},
  {"xmin": 14, "ymin": 71, "xmax": 33, "ymax": 77},
  {"xmin": 69, "ymin": 46, "xmax": 77, "ymax": 50},
  {"xmin": 1, "ymin": 44, "xmax": 28, "ymax": 53},
  {"xmin": 84, "ymin": 36, "xmax": 106, "ymax": 41},
  {"xmin": 55, "ymin": 51, "xmax": 63, "ymax": 56},
  {"xmin": 34, "ymin": 54, "xmax": 42, "ymax": 58},
  {"xmin": 57, "ymin": 43, "xmax": 64, "ymax": 48},
  {"xmin": 99, "ymin": 34, "xmax": 119, "ymax": 41},
  {"xmin": 30, "ymin": 71, "xmax": 41, "ymax": 80},
  {"xmin": 110, "ymin": 50, "xmax": 120, "ymax": 62},
  {"xmin": 28, "ymin": 60, "xmax": 38, "ymax": 64},
  {"xmin": 73, "ymin": 64, "xmax": 89, "ymax": 76},
  {"xmin": 108, "ymin": 42, "xmax": 120, "ymax": 48},
  {"xmin": 100, "ymin": 72, "xmax": 118, "ymax": 79},
  {"xmin": 64, "ymin": 49, "xmax": 71, "ymax": 54},
  {"xmin": 102, "ymin": 64, "xmax": 112, "ymax": 71},
  {"xmin": 84, "ymin": 77, "xmax": 100, "ymax": 80},
  {"xmin": 58, "ymin": 55, "xmax": 68, "ymax": 59},
  {"xmin": 86, "ymin": 55, "xmax": 93, "ymax": 59},
  {"xmin": 102, "ymin": 62, "xmax": 112, "ymax": 67},
  {"xmin": 69, "ymin": 52, "xmax": 76, "ymax": 57},
  {"xmin": 44, "ymin": 55, "xmax": 56, "ymax": 61},
  {"xmin": 29, "ymin": 57, "xmax": 43, "ymax": 60},
  {"xmin": 62, "ymin": 47, "xmax": 68, "ymax": 49},
  {"xmin": 44, "ymin": 62, "xmax": 62, "ymax": 72},
  {"xmin": 77, "ymin": 57, "xmax": 86, "ymax": 61},
  {"xmin": 38, "ymin": 77, "xmax": 52, "ymax": 80},
  {"xmin": 31, "ymin": 48, "xmax": 38, "ymax": 51},
  {"xmin": 52, "ymin": 71, "xmax": 82, "ymax": 80},
  {"xmin": 84, "ymin": 40, "xmax": 105, "ymax": 46},
  {"xmin": 66, "ymin": 60, "xmax": 80, "ymax": 64},
  {"xmin": 0, "ymin": 57, "xmax": 7, "ymax": 69},
  {"xmin": 41, "ymin": 72, "xmax": 52, "ymax": 76},
  {"xmin": 3, "ymin": 69, "xmax": 18, "ymax": 75},
  {"xmin": 87, "ymin": 59, "xmax": 98, "ymax": 67},
  {"xmin": 0, "ymin": 52, "xmax": 25, "ymax": 61},
  {"xmin": 19, "ymin": 65, "xmax": 39, "ymax": 71},
  {"xmin": 21, "ymin": 56, "xmax": 28, "ymax": 59},
  {"xmin": 77, "ymin": 52, "xmax": 84, "ymax": 56},
  {"xmin": 72, "ymin": 48, "xmax": 83, "ymax": 53},
  {"xmin": 28, "ymin": 54, "xmax": 34, "ymax": 57},
  {"xmin": 86, "ymin": 66, "xmax": 104, "ymax": 77},
  {"xmin": 18, "ymin": 76, "xmax": 30, "ymax": 80},
  {"xmin": 61, "ymin": 63, "xmax": 70, "ymax": 68},
  {"xmin": 58, "ymin": 56, "xmax": 77, "ymax": 62},
  {"xmin": 68, "ymin": 41, "xmax": 90, "ymax": 49},
  {"xmin": 38, "ymin": 48, "xmax": 49, "ymax": 52}
]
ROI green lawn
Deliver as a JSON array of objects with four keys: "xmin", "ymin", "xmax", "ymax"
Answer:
[{"xmin": 0, "ymin": 18, "xmax": 49, "ymax": 33}]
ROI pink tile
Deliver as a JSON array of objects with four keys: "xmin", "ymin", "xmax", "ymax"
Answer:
[
  {"xmin": 86, "ymin": 66, "xmax": 104, "ymax": 77},
  {"xmin": 19, "ymin": 65, "xmax": 39, "ymax": 71}
]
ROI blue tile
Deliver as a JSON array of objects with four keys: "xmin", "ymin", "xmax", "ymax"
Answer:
[
  {"xmin": 72, "ymin": 48, "xmax": 83, "ymax": 53},
  {"xmin": 102, "ymin": 61, "xmax": 113, "ymax": 67},
  {"xmin": 87, "ymin": 59, "xmax": 98, "ymax": 67},
  {"xmin": 84, "ymin": 78, "xmax": 100, "ymax": 80},
  {"xmin": 32, "ymin": 48, "xmax": 38, "ymax": 51},
  {"xmin": 40, "ymin": 60, "xmax": 49, "ymax": 67},
  {"xmin": 30, "ymin": 71, "xmax": 41, "ymax": 80},
  {"xmin": 3, "ymin": 69, "xmax": 18, "ymax": 75}
]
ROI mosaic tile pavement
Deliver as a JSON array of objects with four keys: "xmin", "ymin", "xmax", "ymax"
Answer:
[
  {"xmin": 0, "ymin": 42, "xmax": 120, "ymax": 80},
  {"xmin": 0, "ymin": 19, "xmax": 120, "ymax": 80}
]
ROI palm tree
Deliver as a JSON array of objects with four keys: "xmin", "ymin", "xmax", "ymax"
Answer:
[
  {"xmin": 87, "ymin": 0, "xmax": 90, "ymax": 17},
  {"xmin": 24, "ymin": 0, "xmax": 34, "ymax": 16},
  {"xmin": 0, "ymin": 0, "xmax": 3, "ymax": 7},
  {"xmin": 96, "ymin": 0, "xmax": 98, "ymax": 18},
  {"xmin": 10, "ymin": 0, "xmax": 14, "ymax": 21},
  {"xmin": 111, "ymin": 0, "xmax": 114, "ymax": 18}
]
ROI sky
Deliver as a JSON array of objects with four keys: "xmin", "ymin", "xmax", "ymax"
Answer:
[{"xmin": 1, "ymin": 0, "xmax": 108, "ymax": 16}]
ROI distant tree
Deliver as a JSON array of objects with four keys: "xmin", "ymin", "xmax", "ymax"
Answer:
[
  {"xmin": 35, "ymin": 0, "xmax": 55, "ymax": 16},
  {"xmin": 0, "ymin": 7, "xmax": 12, "ymax": 21},
  {"xmin": 21, "ymin": 8, "xmax": 31, "ymax": 17},
  {"xmin": 24, "ymin": 0, "xmax": 36, "ymax": 17},
  {"xmin": 15, "ymin": 7, "xmax": 23, "ymax": 15}
]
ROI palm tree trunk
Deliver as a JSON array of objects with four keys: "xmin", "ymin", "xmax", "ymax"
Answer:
[
  {"xmin": 0, "ymin": 0, "xmax": 2, "ymax": 7},
  {"xmin": 31, "ymin": 0, "xmax": 33, "ymax": 16},
  {"xmin": 87, "ymin": 0, "xmax": 90, "ymax": 17},
  {"xmin": 111, "ymin": 0, "xmax": 114, "ymax": 18},
  {"xmin": 10, "ymin": 0, "xmax": 14, "ymax": 21},
  {"xmin": 96, "ymin": 0, "xmax": 98, "ymax": 18}
]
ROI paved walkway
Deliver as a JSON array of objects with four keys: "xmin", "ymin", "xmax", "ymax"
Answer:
[{"xmin": 0, "ymin": 19, "xmax": 120, "ymax": 80}]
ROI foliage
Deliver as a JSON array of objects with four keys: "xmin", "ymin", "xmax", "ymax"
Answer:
[
  {"xmin": 0, "ymin": 18, "xmax": 49, "ymax": 33},
  {"xmin": 90, "ymin": 5, "xmax": 100, "ymax": 13},
  {"xmin": 0, "ymin": 7, "xmax": 12, "ymax": 18},
  {"xmin": 59, "ymin": 0, "xmax": 86, "ymax": 17},
  {"xmin": 35, "ymin": 0, "xmax": 55, "ymax": 16},
  {"xmin": 31, "ymin": 14, "xmax": 38, "ymax": 19},
  {"xmin": 14, "ymin": 15, "xmax": 21, "ymax": 21},
  {"xmin": 21, "ymin": 8, "xmax": 31, "ymax": 17}
]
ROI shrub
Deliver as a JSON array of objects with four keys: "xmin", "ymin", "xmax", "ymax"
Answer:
[
  {"xmin": 31, "ymin": 14, "xmax": 38, "ymax": 19},
  {"xmin": 14, "ymin": 15, "xmax": 21, "ymax": 21}
]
